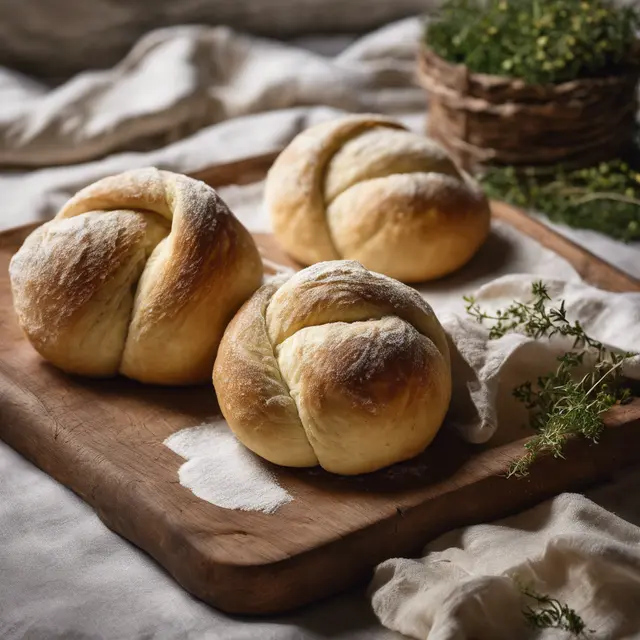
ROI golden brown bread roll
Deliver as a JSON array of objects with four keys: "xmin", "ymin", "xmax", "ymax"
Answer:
[
  {"xmin": 265, "ymin": 114, "xmax": 491, "ymax": 283},
  {"xmin": 9, "ymin": 168, "xmax": 263, "ymax": 385},
  {"xmin": 213, "ymin": 260, "xmax": 451, "ymax": 475}
]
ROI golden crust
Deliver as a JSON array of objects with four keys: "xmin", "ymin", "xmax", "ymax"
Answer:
[
  {"xmin": 328, "ymin": 172, "xmax": 491, "ymax": 282},
  {"xmin": 9, "ymin": 168, "xmax": 263, "ymax": 384},
  {"xmin": 265, "ymin": 115, "xmax": 491, "ymax": 282},
  {"xmin": 212, "ymin": 278, "xmax": 318, "ymax": 467},
  {"xmin": 213, "ymin": 260, "xmax": 451, "ymax": 475},
  {"xmin": 265, "ymin": 260, "xmax": 449, "ymax": 357},
  {"xmin": 264, "ymin": 114, "xmax": 405, "ymax": 266}
]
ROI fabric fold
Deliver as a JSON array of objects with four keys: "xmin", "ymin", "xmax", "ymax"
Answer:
[
  {"xmin": 370, "ymin": 492, "xmax": 640, "ymax": 640},
  {"xmin": 0, "ymin": 19, "xmax": 424, "ymax": 167}
]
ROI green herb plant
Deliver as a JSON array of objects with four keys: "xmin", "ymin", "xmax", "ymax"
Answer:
[
  {"xmin": 519, "ymin": 583, "xmax": 593, "ymax": 637},
  {"xmin": 464, "ymin": 282, "xmax": 634, "ymax": 477},
  {"xmin": 426, "ymin": 0, "xmax": 639, "ymax": 85},
  {"xmin": 481, "ymin": 160, "xmax": 640, "ymax": 242}
]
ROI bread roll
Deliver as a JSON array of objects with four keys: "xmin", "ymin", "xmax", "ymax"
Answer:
[
  {"xmin": 213, "ymin": 260, "xmax": 451, "ymax": 475},
  {"xmin": 265, "ymin": 114, "xmax": 491, "ymax": 283},
  {"xmin": 9, "ymin": 168, "xmax": 263, "ymax": 385}
]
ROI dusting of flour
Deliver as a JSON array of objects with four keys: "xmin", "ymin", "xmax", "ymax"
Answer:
[{"xmin": 164, "ymin": 421, "xmax": 293, "ymax": 514}]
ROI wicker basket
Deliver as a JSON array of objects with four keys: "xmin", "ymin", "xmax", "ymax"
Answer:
[{"xmin": 417, "ymin": 46, "xmax": 640, "ymax": 173}]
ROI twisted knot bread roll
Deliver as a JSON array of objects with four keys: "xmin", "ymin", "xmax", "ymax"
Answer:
[
  {"xmin": 9, "ymin": 169, "xmax": 263, "ymax": 385},
  {"xmin": 265, "ymin": 114, "xmax": 491, "ymax": 283},
  {"xmin": 213, "ymin": 260, "xmax": 451, "ymax": 475}
]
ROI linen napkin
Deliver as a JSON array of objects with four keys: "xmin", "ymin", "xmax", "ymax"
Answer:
[{"xmin": 370, "ymin": 490, "xmax": 640, "ymax": 640}]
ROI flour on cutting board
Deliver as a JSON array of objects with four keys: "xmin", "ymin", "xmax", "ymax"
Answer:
[{"xmin": 164, "ymin": 421, "xmax": 293, "ymax": 514}]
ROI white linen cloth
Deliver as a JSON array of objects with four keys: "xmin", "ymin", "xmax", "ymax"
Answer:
[
  {"xmin": 0, "ymin": 21, "xmax": 425, "ymax": 167},
  {"xmin": 371, "ymin": 488, "xmax": 640, "ymax": 640},
  {"xmin": 2, "ymin": 15, "xmax": 640, "ymax": 640}
]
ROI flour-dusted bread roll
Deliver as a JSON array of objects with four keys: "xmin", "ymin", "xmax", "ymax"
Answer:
[
  {"xmin": 9, "ymin": 168, "xmax": 263, "ymax": 385},
  {"xmin": 265, "ymin": 114, "xmax": 491, "ymax": 283},
  {"xmin": 213, "ymin": 260, "xmax": 451, "ymax": 475}
]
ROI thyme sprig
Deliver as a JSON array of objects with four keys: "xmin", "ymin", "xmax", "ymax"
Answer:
[
  {"xmin": 464, "ymin": 282, "xmax": 634, "ymax": 477},
  {"xmin": 520, "ymin": 584, "xmax": 593, "ymax": 637}
]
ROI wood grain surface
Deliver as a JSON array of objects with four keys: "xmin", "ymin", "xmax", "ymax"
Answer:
[{"xmin": 1, "ymin": 159, "xmax": 640, "ymax": 615}]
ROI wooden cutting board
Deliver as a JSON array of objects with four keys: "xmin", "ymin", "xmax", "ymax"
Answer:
[{"xmin": 2, "ymin": 154, "xmax": 640, "ymax": 616}]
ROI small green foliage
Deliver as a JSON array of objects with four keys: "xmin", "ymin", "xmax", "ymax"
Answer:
[
  {"xmin": 480, "ymin": 160, "xmax": 640, "ymax": 242},
  {"xmin": 519, "ymin": 583, "xmax": 593, "ymax": 636},
  {"xmin": 464, "ymin": 282, "xmax": 634, "ymax": 477},
  {"xmin": 425, "ymin": 0, "xmax": 639, "ymax": 84}
]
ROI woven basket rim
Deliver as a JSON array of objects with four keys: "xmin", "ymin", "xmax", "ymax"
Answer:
[
  {"xmin": 418, "ymin": 44, "xmax": 640, "ymax": 93},
  {"xmin": 416, "ymin": 44, "xmax": 639, "ymax": 170}
]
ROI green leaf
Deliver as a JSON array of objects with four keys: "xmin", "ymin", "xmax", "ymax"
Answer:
[{"xmin": 464, "ymin": 282, "xmax": 635, "ymax": 477}]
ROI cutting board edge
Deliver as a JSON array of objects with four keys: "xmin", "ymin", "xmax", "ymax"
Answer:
[{"xmin": 96, "ymin": 412, "xmax": 640, "ymax": 615}]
